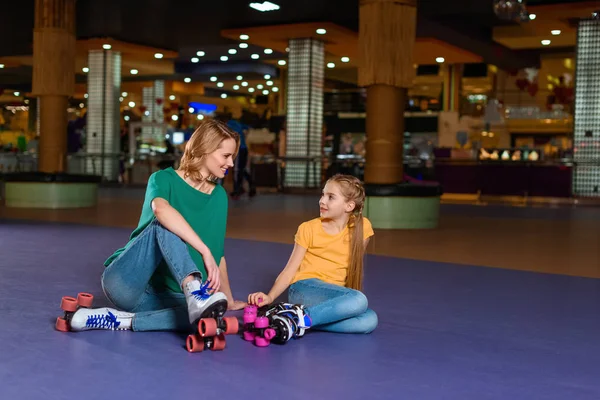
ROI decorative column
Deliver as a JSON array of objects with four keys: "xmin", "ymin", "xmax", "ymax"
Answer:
[
  {"xmin": 360, "ymin": 0, "xmax": 440, "ymax": 229},
  {"xmin": 359, "ymin": 0, "xmax": 417, "ymax": 184},
  {"xmin": 32, "ymin": 0, "xmax": 76, "ymax": 173},
  {"xmin": 573, "ymin": 17, "xmax": 600, "ymax": 198},
  {"xmin": 442, "ymin": 64, "xmax": 463, "ymax": 112},
  {"xmin": 86, "ymin": 49, "xmax": 122, "ymax": 180},
  {"xmin": 285, "ymin": 38, "xmax": 325, "ymax": 188},
  {"xmin": 142, "ymin": 80, "xmax": 165, "ymax": 145}
]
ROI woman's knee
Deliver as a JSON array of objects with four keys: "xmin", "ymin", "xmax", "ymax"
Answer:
[{"xmin": 101, "ymin": 270, "xmax": 138, "ymax": 311}]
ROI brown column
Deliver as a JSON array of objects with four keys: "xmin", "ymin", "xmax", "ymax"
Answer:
[
  {"xmin": 32, "ymin": 0, "xmax": 76, "ymax": 173},
  {"xmin": 359, "ymin": 0, "xmax": 417, "ymax": 184}
]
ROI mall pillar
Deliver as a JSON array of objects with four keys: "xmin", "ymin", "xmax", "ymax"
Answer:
[
  {"xmin": 359, "ymin": 0, "xmax": 441, "ymax": 229},
  {"xmin": 86, "ymin": 49, "xmax": 122, "ymax": 181},
  {"xmin": 31, "ymin": 0, "xmax": 76, "ymax": 173},
  {"xmin": 573, "ymin": 17, "xmax": 600, "ymax": 198},
  {"xmin": 442, "ymin": 64, "xmax": 462, "ymax": 112},
  {"xmin": 284, "ymin": 38, "xmax": 325, "ymax": 188},
  {"xmin": 142, "ymin": 80, "xmax": 165, "ymax": 144}
]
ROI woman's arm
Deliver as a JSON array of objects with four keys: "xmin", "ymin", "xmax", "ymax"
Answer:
[
  {"xmin": 218, "ymin": 257, "xmax": 246, "ymax": 310},
  {"xmin": 152, "ymin": 197, "xmax": 220, "ymax": 291},
  {"xmin": 248, "ymin": 244, "xmax": 307, "ymax": 306}
]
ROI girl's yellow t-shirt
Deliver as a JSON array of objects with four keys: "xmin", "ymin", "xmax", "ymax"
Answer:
[{"xmin": 291, "ymin": 217, "xmax": 374, "ymax": 287}]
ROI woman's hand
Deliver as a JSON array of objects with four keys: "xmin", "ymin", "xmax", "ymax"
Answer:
[
  {"xmin": 201, "ymin": 250, "xmax": 220, "ymax": 292},
  {"xmin": 248, "ymin": 292, "xmax": 272, "ymax": 306},
  {"xmin": 227, "ymin": 299, "xmax": 247, "ymax": 311}
]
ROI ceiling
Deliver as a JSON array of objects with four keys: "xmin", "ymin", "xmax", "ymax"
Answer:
[{"xmin": 0, "ymin": 0, "xmax": 595, "ymax": 94}]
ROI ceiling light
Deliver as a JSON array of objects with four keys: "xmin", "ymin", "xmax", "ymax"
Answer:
[
  {"xmin": 197, "ymin": 114, "xmax": 204, "ymax": 120},
  {"xmin": 229, "ymin": 49, "xmax": 237, "ymax": 54},
  {"xmin": 14, "ymin": 92, "xmax": 20, "ymax": 96},
  {"xmin": 541, "ymin": 40, "xmax": 551, "ymax": 45},
  {"xmin": 257, "ymin": 84, "xmax": 264, "ymax": 89},
  {"xmin": 241, "ymin": 82, "xmax": 249, "ymax": 87},
  {"xmin": 188, "ymin": 107, "xmax": 195, "ymax": 113},
  {"xmin": 248, "ymin": 88, "xmax": 255, "ymax": 93},
  {"xmin": 529, "ymin": 14, "xmax": 536, "ymax": 20},
  {"xmin": 128, "ymin": 101, "xmax": 135, "ymax": 107},
  {"xmin": 266, "ymin": 80, "xmax": 273, "ymax": 86},
  {"xmin": 341, "ymin": 57, "xmax": 350, "ymax": 63},
  {"xmin": 103, "ymin": 44, "xmax": 112, "ymax": 50},
  {"xmin": 169, "ymin": 95, "xmax": 176, "ymax": 100},
  {"xmin": 191, "ymin": 57, "xmax": 199, "ymax": 63},
  {"xmin": 233, "ymin": 85, "xmax": 240, "ymax": 90},
  {"xmin": 237, "ymin": 75, "xmax": 243, "ymax": 80},
  {"xmin": 316, "ymin": 28, "xmax": 326, "ymax": 35},
  {"xmin": 249, "ymin": 1, "xmax": 280, "ymax": 12},
  {"xmin": 130, "ymin": 69, "xmax": 139, "ymax": 74},
  {"xmin": 154, "ymin": 53, "xmax": 163, "ymax": 59},
  {"xmin": 239, "ymin": 43, "xmax": 249, "ymax": 49},
  {"xmin": 122, "ymin": 92, "xmax": 128, "ymax": 97},
  {"xmin": 210, "ymin": 76, "xmax": 218, "ymax": 82},
  {"xmin": 0, "ymin": 64, "xmax": 4, "ymax": 68},
  {"xmin": 84, "ymin": 93, "xmax": 88, "ymax": 98},
  {"xmin": 184, "ymin": 77, "xmax": 191, "ymax": 83},
  {"xmin": 197, "ymin": 51, "xmax": 205, "ymax": 57},
  {"xmin": 220, "ymin": 56, "xmax": 229, "ymax": 62},
  {"xmin": 124, "ymin": 115, "xmax": 130, "ymax": 121},
  {"xmin": 435, "ymin": 57, "xmax": 445, "ymax": 63},
  {"xmin": 217, "ymin": 82, "xmax": 224, "ymax": 87},
  {"xmin": 327, "ymin": 62, "xmax": 335, "ymax": 68},
  {"xmin": 278, "ymin": 60, "xmax": 286, "ymax": 66},
  {"xmin": 172, "ymin": 115, "xmax": 179, "ymax": 121},
  {"xmin": 251, "ymin": 54, "xmax": 260, "ymax": 59},
  {"xmin": 240, "ymin": 34, "xmax": 250, "ymax": 40},
  {"xmin": 272, "ymin": 87, "xmax": 279, "ymax": 92},
  {"xmin": 82, "ymin": 67, "xmax": 89, "ymax": 73},
  {"xmin": 264, "ymin": 48, "xmax": 273, "ymax": 54},
  {"xmin": 551, "ymin": 30, "xmax": 561, "ymax": 35},
  {"xmin": 221, "ymin": 93, "xmax": 228, "ymax": 99},
  {"xmin": 262, "ymin": 90, "xmax": 269, "ymax": 95},
  {"xmin": 264, "ymin": 74, "xmax": 271, "ymax": 79}
]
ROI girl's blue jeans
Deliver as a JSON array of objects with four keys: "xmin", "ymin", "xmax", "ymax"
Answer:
[{"xmin": 288, "ymin": 278, "xmax": 378, "ymax": 334}]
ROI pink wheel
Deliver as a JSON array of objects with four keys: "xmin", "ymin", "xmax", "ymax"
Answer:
[
  {"xmin": 60, "ymin": 296, "xmax": 78, "ymax": 312},
  {"xmin": 77, "ymin": 293, "xmax": 94, "ymax": 308},
  {"xmin": 263, "ymin": 328, "xmax": 276, "ymax": 340},
  {"xmin": 243, "ymin": 313, "xmax": 256, "ymax": 324},
  {"xmin": 243, "ymin": 331, "xmax": 257, "ymax": 341},
  {"xmin": 244, "ymin": 305, "xmax": 258, "ymax": 314},
  {"xmin": 223, "ymin": 317, "xmax": 239, "ymax": 335},
  {"xmin": 254, "ymin": 316, "xmax": 269, "ymax": 329},
  {"xmin": 186, "ymin": 335, "xmax": 204, "ymax": 352},
  {"xmin": 255, "ymin": 336, "xmax": 270, "ymax": 347}
]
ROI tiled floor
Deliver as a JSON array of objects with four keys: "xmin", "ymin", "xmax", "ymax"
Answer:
[{"xmin": 1, "ymin": 187, "xmax": 599, "ymax": 279}]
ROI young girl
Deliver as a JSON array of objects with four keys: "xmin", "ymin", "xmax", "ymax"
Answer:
[
  {"xmin": 64, "ymin": 119, "xmax": 247, "ymax": 332},
  {"xmin": 248, "ymin": 174, "xmax": 378, "ymax": 335}
]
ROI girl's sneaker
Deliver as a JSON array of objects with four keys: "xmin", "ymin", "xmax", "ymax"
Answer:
[{"xmin": 70, "ymin": 307, "xmax": 134, "ymax": 331}]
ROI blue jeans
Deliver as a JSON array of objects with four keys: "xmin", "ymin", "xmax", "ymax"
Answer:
[
  {"xmin": 101, "ymin": 220, "xmax": 198, "ymax": 332},
  {"xmin": 288, "ymin": 278, "xmax": 378, "ymax": 334}
]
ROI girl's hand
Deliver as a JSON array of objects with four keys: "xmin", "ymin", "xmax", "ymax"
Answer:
[
  {"xmin": 248, "ymin": 292, "xmax": 272, "ymax": 306},
  {"xmin": 228, "ymin": 299, "xmax": 247, "ymax": 311}
]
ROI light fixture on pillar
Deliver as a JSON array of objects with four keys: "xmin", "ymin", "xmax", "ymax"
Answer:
[
  {"xmin": 130, "ymin": 69, "xmax": 139, "ymax": 75},
  {"xmin": 249, "ymin": 1, "xmax": 280, "ymax": 12},
  {"xmin": 154, "ymin": 53, "xmax": 163, "ymax": 59},
  {"xmin": 103, "ymin": 44, "xmax": 112, "ymax": 50}
]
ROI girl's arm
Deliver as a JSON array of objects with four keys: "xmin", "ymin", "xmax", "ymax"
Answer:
[
  {"xmin": 218, "ymin": 257, "xmax": 246, "ymax": 310},
  {"xmin": 152, "ymin": 197, "xmax": 220, "ymax": 291},
  {"xmin": 248, "ymin": 244, "xmax": 307, "ymax": 306}
]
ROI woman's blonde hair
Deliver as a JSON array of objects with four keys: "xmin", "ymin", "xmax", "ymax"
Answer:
[
  {"xmin": 179, "ymin": 119, "xmax": 240, "ymax": 182},
  {"xmin": 326, "ymin": 174, "xmax": 367, "ymax": 291}
]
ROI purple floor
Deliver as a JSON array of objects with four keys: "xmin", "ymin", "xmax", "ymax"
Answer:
[{"xmin": 2, "ymin": 221, "xmax": 600, "ymax": 399}]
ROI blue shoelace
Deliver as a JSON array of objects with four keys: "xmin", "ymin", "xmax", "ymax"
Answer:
[
  {"xmin": 85, "ymin": 311, "xmax": 121, "ymax": 330},
  {"xmin": 191, "ymin": 280, "xmax": 212, "ymax": 301}
]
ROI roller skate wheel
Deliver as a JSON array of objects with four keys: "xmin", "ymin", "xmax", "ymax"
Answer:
[
  {"xmin": 60, "ymin": 296, "xmax": 78, "ymax": 312},
  {"xmin": 255, "ymin": 336, "xmax": 270, "ymax": 347},
  {"xmin": 223, "ymin": 317, "xmax": 239, "ymax": 335},
  {"xmin": 186, "ymin": 334, "xmax": 205, "ymax": 352},
  {"xmin": 77, "ymin": 293, "xmax": 94, "ymax": 308},
  {"xmin": 264, "ymin": 328, "xmax": 276, "ymax": 340},
  {"xmin": 243, "ymin": 313, "xmax": 257, "ymax": 324},
  {"xmin": 254, "ymin": 316, "xmax": 269, "ymax": 329},
  {"xmin": 244, "ymin": 305, "xmax": 258, "ymax": 314},
  {"xmin": 199, "ymin": 318, "xmax": 218, "ymax": 337},
  {"xmin": 212, "ymin": 334, "xmax": 226, "ymax": 351},
  {"xmin": 243, "ymin": 331, "xmax": 257, "ymax": 341},
  {"xmin": 55, "ymin": 317, "xmax": 69, "ymax": 332}
]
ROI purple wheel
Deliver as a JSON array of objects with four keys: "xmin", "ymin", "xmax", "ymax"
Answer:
[
  {"xmin": 254, "ymin": 316, "xmax": 269, "ymax": 329},
  {"xmin": 243, "ymin": 331, "xmax": 257, "ymax": 341},
  {"xmin": 255, "ymin": 336, "xmax": 270, "ymax": 347},
  {"xmin": 264, "ymin": 328, "xmax": 276, "ymax": 340}
]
